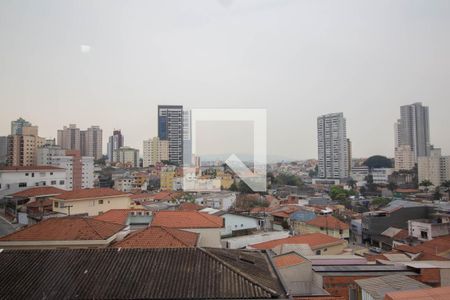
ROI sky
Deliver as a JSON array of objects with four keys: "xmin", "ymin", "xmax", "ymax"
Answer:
[{"xmin": 1, "ymin": 0, "xmax": 450, "ymax": 161}]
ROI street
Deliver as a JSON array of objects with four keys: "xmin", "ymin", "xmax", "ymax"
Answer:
[{"xmin": 0, "ymin": 216, "xmax": 15, "ymax": 237}]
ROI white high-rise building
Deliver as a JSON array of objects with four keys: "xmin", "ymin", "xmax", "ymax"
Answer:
[
  {"xmin": 36, "ymin": 145, "xmax": 66, "ymax": 166},
  {"xmin": 158, "ymin": 105, "xmax": 183, "ymax": 165},
  {"xmin": 395, "ymin": 145, "xmax": 416, "ymax": 172},
  {"xmin": 317, "ymin": 112, "xmax": 349, "ymax": 179},
  {"xmin": 183, "ymin": 110, "xmax": 192, "ymax": 166},
  {"xmin": 418, "ymin": 148, "xmax": 450, "ymax": 187},
  {"xmin": 51, "ymin": 155, "xmax": 94, "ymax": 190},
  {"xmin": 143, "ymin": 137, "xmax": 169, "ymax": 167},
  {"xmin": 395, "ymin": 102, "xmax": 430, "ymax": 163}
]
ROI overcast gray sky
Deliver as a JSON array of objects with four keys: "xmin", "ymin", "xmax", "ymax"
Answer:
[{"xmin": 1, "ymin": 0, "xmax": 449, "ymax": 160}]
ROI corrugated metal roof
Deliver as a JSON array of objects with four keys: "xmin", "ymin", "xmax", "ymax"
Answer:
[
  {"xmin": 0, "ymin": 248, "xmax": 286, "ymax": 299},
  {"xmin": 355, "ymin": 274, "xmax": 431, "ymax": 300}
]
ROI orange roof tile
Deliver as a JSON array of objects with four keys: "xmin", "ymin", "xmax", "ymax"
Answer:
[
  {"xmin": 0, "ymin": 217, "xmax": 125, "ymax": 241},
  {"xmin": 385, "ymin": 286, "xmax": 450, "ymax": 300},
  {"xmin": 178, "ymin": 202, "xmax": 204, "ymax": 211},
  {"xmin": 152, "ymin": 211, "xmax": 224, "ymax": 228},
  {"xmin": 26, "ymin": 199, "xmax": 53, "ymax": 208},
  {"xmin": 52, "ymin": 188, "xmax": 129, "ymax": 201},
  {"xmin": 94, "ymin": 209, "xmax": 139, "ymax": 225},
  {"xmin": 395, "ymin": 235, "xmax": 450, "ymax": 257},
  {"xmin": 273, "ymin": 253, "xmax": 305, "ymax": 268},
  {"xmin": 113, "ymin": 226, "xmax": 199, "ymax": 248},
  {"xmin": 305, "ymin": 215, "xmax": 349, "ymax": 230},
  {"xmin": 10, "ymin": 186, "xmax": 66, "ymax": 198},
  {"xmin": 249, "ymin": 233, "xmax": 345, "ymax": 250}
]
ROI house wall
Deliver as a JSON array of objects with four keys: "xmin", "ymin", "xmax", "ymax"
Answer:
[
  {"xmin": 0, "ymin": 170, "xmax": 67, "ymax": 196},
  {"xmin": 314, "ymin": 241, "xmax": 347, "ymax": 255},
  {"xmin": 53, "ymin": 196, "xmax": 131, "ymax": 216},
  {"xmin": 295, "ymin": 223, "xmax": 350, "ymax": 239},
  {"xmin": 184, "ymin": 228, "xmax": 222, "ymax": 248},
  {"xmin": 278, "ymin": 261, "xmax": 313, "ymax": 283},
  {"xmin": 221, "ymin": 214, "xmax": 259, "ymax": 237}
]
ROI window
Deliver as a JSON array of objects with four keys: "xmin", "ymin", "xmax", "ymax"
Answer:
[
  {"xmin": 339, "ymin": 229, "xmax": 343, "ymax": 234},
  {"xmin": 315, "ymin": 250, "xmax": 321, "ymax": 255},
  {"xmin": 54, "ymin": 201, "xmax": 59, "ymax": 208},
  {"xmin": 59, "ymin": 180, "xmax": 65, "ymax": 185},
  {"xmin": 51, "ymin": 180, "xmax": 56, "ymax": 185},
  {"xmin": 32, "ymin": 173, "xmax": 35, "ymax": 177},
  {"xmin": 50, "ymin": 172, "xmax": 53, "ymax": 175},
  {"xmin": 25, "ymin": 173, "xmax": 29, "ymax": 176},
  {"xmin": 320, "ymin": 227, "xmax": 324, "ymax": 230},
  {"xmin": 18, "ymin": 182, "xmax": 27, "ymax": 187},
  {"xmin": 98, "ymin": 199, "xmax": 103, "ymax": 204},
  {"xmin": 421, "ymin": 231, "xmax": 428, "ymax": 239}
]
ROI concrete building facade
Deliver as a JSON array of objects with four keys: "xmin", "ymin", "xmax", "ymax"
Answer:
[
  {"xmin": 143, "ymin": 137, "xmax": 169, "ymax": 168},
  {"xmin": 158, "ymin": 105, "xmax": 183, "ymax": 165}
]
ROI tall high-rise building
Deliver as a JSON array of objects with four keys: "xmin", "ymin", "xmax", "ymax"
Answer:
[
  {"xmin": 183, "ymin": 110, "xmax": 192, "ymax": 166},
  {"xmin": 57, "ymin": 124, "xmax": 81, "ymax": 151},
  {"xmin": 317, "ymin": 113, "xmax": 349, "ymax": 179},
  {"xmin": 11, "ymin": 117, "xmax": 31, "ymax": 135},
  {"xmin": 158, "ymin": 105, "xmax": 183, "ymax": 165},
  {"xmin": 107, "ymin": 130, "xmax": 124, "ymax": 162},
  {"xmin": 0, "ymin": 136, "xmax": 8, "ymax": 165},
  {"xmin": 395, "ymin": 145, "xmax": 416, "ymax": 172},
  {"xmin": 143, "ymin": 137, "xmax": 169, "ymax": 167},
  {"xmin": 418, "ymin": 147, "xmax": 450, "ymax": 187},
  {"xmin": 84, "ymin": 126, "xmax": 103, "ymax": 159},
  {"xmin": 7, "ymin": 126, "xmax": 45, "ymax": 166},
  {"xmin": 113, "ymin": 147, "xmax": 139, "ymax": 168},
  {"xmin": 395, "ymin": 102, "xmax": 430, "ymax": 162}
]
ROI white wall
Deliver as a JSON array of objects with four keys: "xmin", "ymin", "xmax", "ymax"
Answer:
[{"xmin": 221, "ymin": 213, "xmax": 260, "ymax": 237}]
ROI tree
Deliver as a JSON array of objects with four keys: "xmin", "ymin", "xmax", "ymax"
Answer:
[
  {"xmin": 441, "ymin": 180, "xmax": 450, "ymax": 190},
  {"xmin": 419, "ymin": 180, "xmax": 434, "ymax": 193},
  {"xmin": 433, "ymin": 187, "xmax": 442, "ymax": 201},
  {"xmin": 363, "ymin": 155, "xmax": 393, "ymax": 169},
  {"xmin": 274, "ymin": 173, "xmax": 303, "ymax": 187},
  {"xmin": 347, "ymin": 178, "xmax": 357, "ymax": 190},
  {"xmin": 330, "ymin": 186, "xmax": 350, "ymax": 202},
  {"xmin": 387, "ymin": 182, "xmax": 398, "ymax": 192},
  {"xmin": 371, "ymin": 197, "xmax": 391, "ymax": 208}
]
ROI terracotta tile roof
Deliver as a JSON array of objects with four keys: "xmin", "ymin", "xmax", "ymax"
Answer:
[
  {"xmin": 149, "ymin": 191, "xmax": 178, "ymax": 201},
  {"xmin": 385, "ymin": 286, "xmax": 450, "ymax": 300},
  {"xmin": 271, "ymin": 211, "xmax": 291, "ymax": 218},
  {"xmin": 26, "ymin": 199, "xmax": 53, "ymax": 208},
  {"xmin": 395, "ymin": 235, "xmax": 450, "ymax": 257},
  {"xmin": 129, "ymin": 193, "xmax": 153, "ymax": 200},
  {"xmin": 0, "ymin": 165, "xmax": 64, "ymax": 171},
  {"xmin": 94, "ymin": 209, "xmax": 139, "ymax": 225},
  {"xmin": 294, "ymin": 297, "xmax": 344, "ymax": 300},
  {"xmin": 0, "ymin": 217, "xmax": 125, "ymax": 241},
  {"xmin": 152, "ymin": 211, "xmax": 224, "ymax": 228},
  {"xmin": 250, "ymin": 233, "xmax": 345, "ymax": 250},
  {"xmin": 113, "ymin": 226, "xmax": 199, "ymax": 248},
  {"xmin": 393, "ymin": 229, "xmax": 409, "ymax": 241},
  {"xmin": 10, "ymin": 186, "xmax": 66, "ymax": 198},
  {"xmin": 52, "ymin": 188, "xmax": 129, "ymax": 201},
  {"xmin": 178, "ymin": 202, "xmax": 204, "ymax": 211},
  {"xmin": 273, "ymin": 253, "xmax": 306, "ymax": 268},
  {"xmin": 306, "ymin": 215, "xmax": 349, "ymax": 230}
]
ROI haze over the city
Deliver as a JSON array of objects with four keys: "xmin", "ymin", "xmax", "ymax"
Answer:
[{"xmin": 1, "ymin": 0, "xmax": 450, "ymax": 160}]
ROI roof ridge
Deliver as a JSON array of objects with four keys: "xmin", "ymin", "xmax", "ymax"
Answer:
[
  {"xmin": 197, "ymin": 211, "xmax": 222, "ymax": 226},
  {"xmin": 160, "ymin": 227, "xmax": 193, "ymax": 247},
  {"xmin": 199, "ymin": 248, "xmax": 279, "ymax": 297},
  {"xmin": 84, "ymin": 218, "xmax": 122, "ymax": 239}
]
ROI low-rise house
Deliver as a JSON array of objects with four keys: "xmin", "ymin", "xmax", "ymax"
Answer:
[
  {"xmin": 51, "ymin": 188, "xmax": 131, "ymax": 216},
  {"xmin": 378, "ymin": 227, "xmax": 410, "ymax": 250},
  {"xmin": 249, "ymin": 233, "xmax": 348, "ymax": 255},
  {"xmin": 395, "ymin": 235, "xmax": 450, "ymax": 259},
  {"xmin": 0, "ymin": 247, "xmax": 287, "ymax": 299},
  {"xmin": 195, "ymin": 192, "xmax": 236, "ymax": 210},
  {"xmin": 94, "ymin": 209, "xmax": 152, "ymax": 230},
  {"xmin": 151, "ymin": 211, "xmax": 224, "ymax": 248},
  {"xmin": 221, "ymin": 230, "xmax": 290, "ymax": 249},
  {"xmin": 355, "ymin": 274, "xmax": 431, "ymax": 300},
  {"xmin": 214, "ymin": 211, "xmax": 261, "ymax": 237},
  {"xmin": 0, "ymin": 216, "xmax": 125, "ymax": 249},
  {"xmin": 297, "ymin": 215, "xmax": 350, "ymax": 239},
  {"xmin": 350, "ymin": 219, "xmax": 363, "ymax": 245},
  {"xmin": 408, "ymin": 219, "xmax": 450, "ymax": 241},
  {"xmin": 0, "ymin": 165, "xmax": 67, "ymax": 197},
  {"xmin": 113, "ymin": 226, "xmax": 199, "ymax": 248},
  {"xmin": 3, "ymin": 186, "xmax": 65, "ymax": 224}
]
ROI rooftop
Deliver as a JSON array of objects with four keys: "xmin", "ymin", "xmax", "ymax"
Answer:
[
  {"xmin": 273, "ymin": 252, "xmax": 307, "ymax": 268},
  {"xmin": 9, "ymin": 186, "xmax": 66, "ymax": 198},
  {"xmin": 0, "ymin": 165, "xmax": 64, "ymax": 171},
  {"xmin": 0, "ymin": 217, "xmax": 125, "ymax": 241},
  {"xmin": 305, "ymin": 215, "xmax": 349, "ymax": 230},
  {"xmin": 0, "ymin": 248, "xmax": 285, "ymax": 299},
  {"xmin": 52, "ymin": 188, "xmax": 129, "ymax": 201},
  {"xmin": 249, "ymin": 233, "xmax": 345, "ymax": 250},
  {"xmin": 395, "ymin": 235, "xmax": 450, "ymax": 257},
  {"xmin": 113, "ymin": 226, "xmax": 199, "ymax": 248},
  {"xmin": 94, "ymin": 209, "xmax": 139, "ymax": 225},
  {"xmin": 355, "ymin": 274, "xmax": 431, "ymax": 300},
  {"xmin": 152, "ymin": 211, "xmax": 224, "ymax": 228},
  {"xmin": 385, "ymin": 286, "xmax": 450, "ymax": 300}
]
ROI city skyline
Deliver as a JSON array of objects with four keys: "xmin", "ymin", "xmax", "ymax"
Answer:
[{"xmin": 1, "ymin": 1, "xmax": 450, "ymax": 160}]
